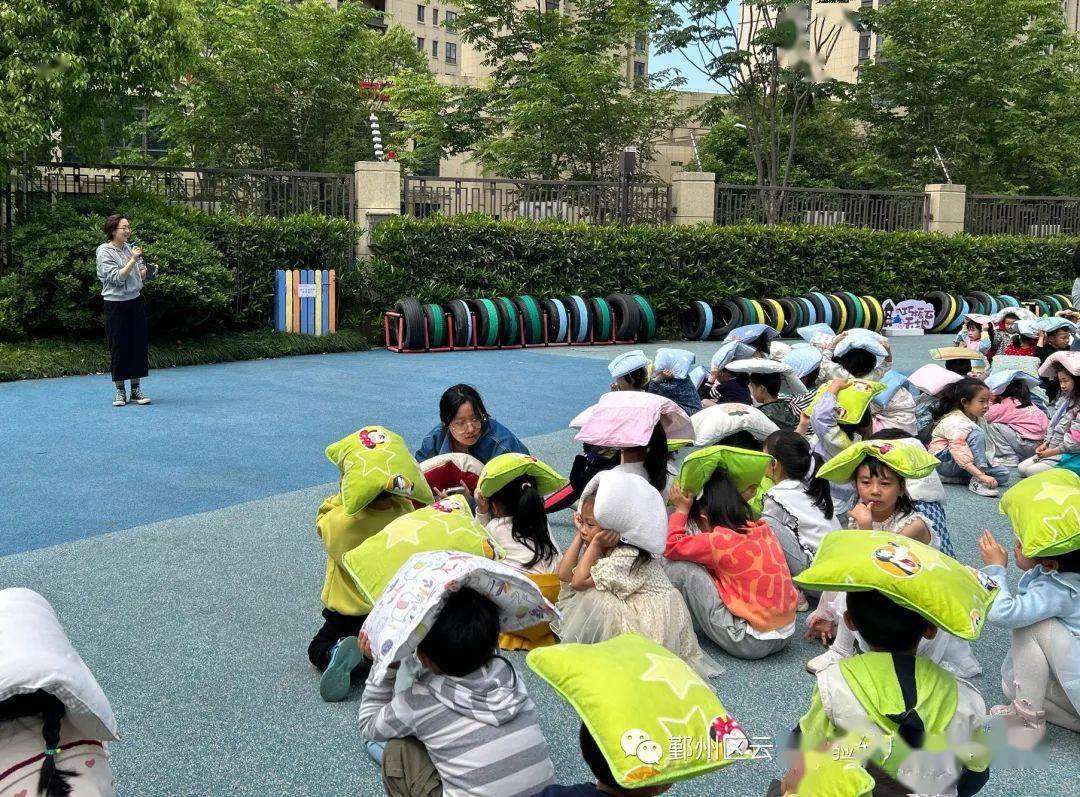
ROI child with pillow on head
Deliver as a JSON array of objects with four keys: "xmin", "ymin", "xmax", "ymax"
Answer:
[
  {"xmin": 1017, "ymin": 353, "xmax": 1080, "ymax": 477},
  {"xmin": 907, "ymin": 364, "xmax": 963, "ymax": 443},
  {"xmin": 311, "ymin": 426, "xmax": 430, "ymax": 702},
  {"xmin": 761, "ymin": 431, "xmax": 835, "ymax": 579},
  {"xmin": 1004, "ymin": 320, "xmax": 1040, "ymax": 358},
  {"xmin": 665, "ymin": 446, "xmax": 798, "ymax": 659},
  {"xmin": 781, "ymin": 532, "xmax": 992, "ymax": 797},
  {"xmin": 646, "ymin": 348, "xmax": 702, "ymax": 416},
  {"xmin": 955, "ymin": 315, "xmax": 996, "ymax": 361},
  {"xmin": 807, "ymin": 379, "xmax": 879, "ymax": 515},
  {"xmin": 979, "ymin": 528, "xmax": 1080, "ymax": 748},
  {"xmin": 554, "ymin": 470, "xmax": 718, "ymax": 677},
  {"xmin": 821, "ymin": 332, "xmax": 918, "ymax": 435},
  {"xmin": 358, "ymin": 585, "xmax": 555, "ymax": 797},
  {"xmin": 806, "ymin": 441, "xmax": 981, "ymax": 679},
  {"xmin": 984, "ymin": 371, "xmax": 1050, "ymax": 468},
  {"xmin": 704, "ymin": 341, "xmax": 755, "ymax": 407},
  {"xmin": 0, "ymin": 589, "xmax": 118, "ymax": 797},
  {"xmin": 1036, "ymin": 319, "xmax": 1077, "ymax": 402},
  {"xmin": 929, "ymin": 378, "xmax": 1009, "ymax": 498}
]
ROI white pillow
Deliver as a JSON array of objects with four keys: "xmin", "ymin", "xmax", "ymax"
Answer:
[
  {"xmin": 691, "ymin": 403, "xmax": 779, "ymax": 447},
  {"xmin": 363, "ymin": 552, "xmax": 556, "ymax": 684},
  {"xmin": 582, "ymin": 470, "xmax": 667, "ymax": 556},
  {"xmin": 725, "ymin": 358, "xmax": 808, "ymax": 396},
  {"xmin": 835, "ymin": 329, "xmax": 888, "ymax": 359},
  {"xmin": 0, "ymin": 588, "xmax": 118, "ymax": 741},
  {"xmin": 653, "ymin": 348, "xmax": 696, "ymax": 380}
]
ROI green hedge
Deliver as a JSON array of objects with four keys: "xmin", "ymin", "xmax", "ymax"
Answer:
[
  {"xmin": 0, "ymin": 189, "xmax": 359, "ymax": 340},
  {"xmin": 368, "ymin": 215, "xmax": 1077, "ymax": 333}
]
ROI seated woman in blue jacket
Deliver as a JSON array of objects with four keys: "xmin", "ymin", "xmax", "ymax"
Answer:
[{"xmin": 415, "ymin": 384, "xmax": 530, "ymax": 463}]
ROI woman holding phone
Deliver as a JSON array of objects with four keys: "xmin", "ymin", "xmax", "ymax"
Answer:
[{"xmin": 96, "ymin": 214, "xmax": 155, "ymax": 406}]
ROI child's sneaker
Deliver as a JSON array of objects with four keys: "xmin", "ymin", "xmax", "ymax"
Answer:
[
  {"xmin": 968, "ymin": 478, "xmax": 999, "ymax": 497},
  {"xmin": 113, "ymin": 387, "xmax": 127, "ymax": 407},
  {"xmin": 319, "ymin": 636, "xmax": 366, "ymax": 702},
  {"xmin": 129, "ymin": 386, "xmax": 151, "ymax": 405},
  {"xmin": 805, "ymin": 647, "xmax": 845, "ymax": 675},
  {"xmin": 990, "ymin": 700, "xmax": 1047, "ymax": 750},
  {"xmin": 796, "ymin": 591, "xmax": 810, "ymax": 612}
]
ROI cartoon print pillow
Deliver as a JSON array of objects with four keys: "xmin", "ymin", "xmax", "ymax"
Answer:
[
  {"xmin": 341, "ymin": 496, "xmax": 504, "ymax": 606},
  {"xmin": 818, "ymin": 440, "xmax": 941, "ymax": 484},
  {"xmin": 804, "ymin": 380, "xmax": 886, "ymax": 426},
  {"xmin": 999, "ymin": 468, "xmax": 1080, "ymax": 557},
  {"xmin": 326, "ymin": 426, "xmax": 434, "ymax": 515},
  {"xmin": 364, "ymin": 550, "xmax": 556, "ymax": 683},
  {"xmin": 527, "ymin": 633, "xmax": 752, "ymax": 789},
  {"xmin": 420, "ymin": 452, "xmax": 485, "ymax": 494},
  {"xmin": 691, "ymin": 403, "xmax": 779, "ymax": 447},
  {"xmin": 793, "ymin": 530, "xmax": 999, "ymax": 640}
]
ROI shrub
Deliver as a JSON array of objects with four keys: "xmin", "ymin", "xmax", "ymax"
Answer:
[{"xmin": 368, "ymin": 215, "xmax": 1077, "ymax": 334}]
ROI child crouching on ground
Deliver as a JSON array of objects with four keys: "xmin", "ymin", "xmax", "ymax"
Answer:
[
  {"xmin": 665, "ymin": 445, "xmax": 798, "ymax": 659},
  {"xmin": 358, "ymin": 585, "xmax": 555, "ymax": 797},
  {"xmin": 779, "ymin": 530, "xmax": 993, "ymax": 797},
  {"xmin": 311, "ymin": 426, "xmax": 431, "ymax": 702}
]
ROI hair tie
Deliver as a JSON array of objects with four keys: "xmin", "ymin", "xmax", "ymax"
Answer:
[
  {"xmin": 45, "ymin": 748, "xmax": 59, "ymax": 757},
  {"xmin": 802, "ymin": 456, "xmax": 819, "ymax": 487}
]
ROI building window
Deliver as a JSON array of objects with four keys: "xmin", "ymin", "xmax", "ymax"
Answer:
[
  {"xmin": 416, "ymin": 36, "xmax": 425, "ymax": 51},
  {"xmin": 444, "ymin": 10, "xmax": 457, "ymax": 26},
  {"xmin": 858, "ymin": 31, "xmax": 871, "ymax": 62},
  {"xmin": 633, "ymin": 61, "xmax": 646, "ymax": 79},
  {"xmin": 545, "ymin": 0, "xmax": 559, "ymax": 11},
  {"xmin": 416, "ymin": 4, "xmax": 424, "ymax": 22},
  {"xmin": 635, "ymin": 35, "xmax": 646, "ymax": 53},
  {"xmin": 432, "ymin": 8, "xmax": 438, "ymax": 25},
  {"xmin": 432, "ymin": 40, "xmax": 439, "ymax": 58},
  {"xmin": 446, "ymin": 42, "xmax": 457, "ymax": 63}
]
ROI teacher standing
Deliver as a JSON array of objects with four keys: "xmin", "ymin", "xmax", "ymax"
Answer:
[{"xmin": 96, "ymin": 214, "xmax": 152, "ymax": 407}]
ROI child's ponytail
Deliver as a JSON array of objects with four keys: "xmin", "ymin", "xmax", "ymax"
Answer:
[
  {"xmin": 643, "ymin": 422, "xmax": 669, "ymax": 493},
  {"xmin": 0, "ymin": 691, "xmax": 77, "ymax": 797},
  {"xmin": 764, "ymin": 431, "xmax": 834, "ymax": 519},
  {"xmin": 933, "ymin": 377, "xmax": 984, "ymax": 421},
  {"xmin": 493, "ymin": 476, "xmax": 557, "ymax": 570}
]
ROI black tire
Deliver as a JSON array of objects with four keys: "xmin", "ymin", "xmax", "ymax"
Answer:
[
  {"xmin": 445, "ymin": 299, "xmax": 473, "ymax": 347},
  {"xmin": 924, "ymin": 291, "xmax": 956, "ymax": 332},
  {"xmin": 861, "ymin": 296, "xmax": 883, "ymax": 332},
  {"xmin": 467, "ymin": 299, "xmax": 500, "ymax": 347},
  {"xmin": 493, "ymin": 297, "xmax": 521, "ymax": 345},
  {"xmin": 681, "ymin": 300, "xmax": 714, "ymax": 341},
  {"xmin": 542, "ymin": 298, "xmax": 569, "ymax": 343},
  {"xmin": 394, "ymin": 298, "xmax": 426, "ymax": 349},
  {"xmin": 632, "ymin": 294, "xmax": 658, "ymax": 342},
  {"xmin": 805, "ymin": 293, "xmax": 828, "ymax": 329},
  {"xmin": 778, "ymin": 298, "xmax": 802, "ymax": 338},
  {"xmin": 963, "ymin": 293, "xmax": 988, "ymax": 315},
  {"xmin": 713, "ymin": 299, "xmax": 744, "ymax": 339},
  {"xmin": 563, "ymin": 295, "xmax": 591, "ymax": 343},
  {"xmin": 969, "ymin": 291, "xmax": 997, "ymax": 315},
  {"xmin": 836, "ymin": 292, "xmax": 861, "ymax": 330},
  {"xmin": 514, "ymin": 295, "xmax": 544, "ymax": 344},
  {"xmin": 825, "ymin": 294, "xmax": 846, "ymax": 331},
  {"xmin": 422, "ymin": 303, "xmax": 446, "ymax": 348},
  {"xmin": 608, "ymin": 293, "xmax": 641, "ymax": 342},
  {"xmin": 1044, "ymin": 294, "xmax": 1065, "ymax": 313},
  {"xmin": 589, "ymin": 297, "xmax": 614, "ymax": 342}
]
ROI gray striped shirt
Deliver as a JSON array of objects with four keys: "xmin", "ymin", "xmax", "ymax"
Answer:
[{"xmin": 358, "ymin": 657, "xmax": 554, "ymax": 796}]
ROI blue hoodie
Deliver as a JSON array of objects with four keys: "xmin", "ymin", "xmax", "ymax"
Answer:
[{"xmin": 415, "ymin": 417, "xmax": 529, "ymax": 464}]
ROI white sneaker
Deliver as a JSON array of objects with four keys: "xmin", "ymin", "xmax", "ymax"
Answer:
[
  {"xmin": 806, "ymin": 647, "xmax": 846, "ymax": 675},
  {"xmin": 113, "ymin": 388, "xmax": 127, "ymax": 407},
  {"xmin": 968, "ymin": 478, "xmax": 999, "ymax": 497}
]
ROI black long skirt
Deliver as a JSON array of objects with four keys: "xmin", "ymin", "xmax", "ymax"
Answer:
[{"xmin": 104, "ymin": 295, "xmax": 149, "ymax": 382}]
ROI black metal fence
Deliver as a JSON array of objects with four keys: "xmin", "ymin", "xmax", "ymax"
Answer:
[
  {"xmin": 402, "ymin": 176, "xmax": 672, "ymax": 225},
  {"xmin": 965, "ymin": 194, "xmax": 1080, "ymax": 237},
  {"xmin": 714, "ymin": 184, "xmax": 929, "ymax": 232},
  {"xmin": 7, "ymin": 163, "xmax": 355, "ymax": 220}
]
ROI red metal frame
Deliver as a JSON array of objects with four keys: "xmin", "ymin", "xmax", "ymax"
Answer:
[{"xmin": 383, "ymin": 311, "xmax": 456, "ymax": 353}]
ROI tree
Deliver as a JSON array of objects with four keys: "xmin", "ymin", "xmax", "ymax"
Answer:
[
  {"xmin": 150, "ymin": 0, "xmax": 429, "ymax": 172},
  {"xmin": 653, "ymin": 1, "xmax": 856, "ymax": 220},
  {"xmin": 852, "ymin": 0, "xmax": 1080, "ymax": 194},
  {"xmin": 0, "ymin": 0, "xmax": 196, "ymax": 169},
  {"xmin": 387, "ymin": 0, "xmax": 678, "ymax": 180}
]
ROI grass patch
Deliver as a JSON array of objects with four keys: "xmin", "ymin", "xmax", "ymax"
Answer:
[{"xmin": 0, "ymin": 329, "xmax": 371, "ymax": 382}]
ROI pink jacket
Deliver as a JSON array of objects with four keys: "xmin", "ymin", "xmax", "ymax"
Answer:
[{"xmin": 986, "ymin": 398, "xmax": 1050, "ymax": 442}]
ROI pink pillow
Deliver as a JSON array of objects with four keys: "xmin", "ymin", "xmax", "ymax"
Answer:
[
  {"xmin": 571, "ymin": 391, "xmax": 694, "ymax": 448},
  {"xmin": 907, "ymin": 364, "xmax": 963, "ymax": 396}
]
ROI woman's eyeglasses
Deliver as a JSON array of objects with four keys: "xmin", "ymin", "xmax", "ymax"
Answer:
[{"xmin": 449, "ymin": 417, "xmax": 485, "ymax": 432}]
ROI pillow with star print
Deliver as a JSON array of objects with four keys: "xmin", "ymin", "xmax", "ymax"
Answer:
[
  {"xmin": 999, "ymin": 468, "xmax": 1080, "ymax": 557},
  {"xmin": 526, "ymin": 633, "xmax": 752, "ymax": 789},
  {"xmin": 363, "ymin": 550, "xmax": 557, "ymax": 684},
  {"xmin": 341, "ymin": 495, "xmax": 505, "ymax": 605},
  {"xmin": 325, "ymin": 426, "xmax": 434, "ymax": 515}
]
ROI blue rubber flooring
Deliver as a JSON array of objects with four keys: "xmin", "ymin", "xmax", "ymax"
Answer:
[{"xmin": 0, "ymin": 337, "xmax": 1076, "ymax": 796}]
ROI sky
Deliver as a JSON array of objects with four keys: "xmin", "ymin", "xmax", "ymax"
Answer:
[{"xmin": 648, "ymin": 2, "xmax": 734, "ymax": 94}]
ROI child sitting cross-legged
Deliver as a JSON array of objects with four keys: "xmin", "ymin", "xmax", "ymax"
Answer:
[
  {"xmin": 780, "ymin": 530, "xmax": 994, "ymax": 797},
  {"xmin": 357, "ymin": 552, "xmax": 557, "ymax": 797}
]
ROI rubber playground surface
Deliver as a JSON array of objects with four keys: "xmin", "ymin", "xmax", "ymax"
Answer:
[{"xmin": 0, "ymin": 335, "xmax": 1076, "ymax": 796}]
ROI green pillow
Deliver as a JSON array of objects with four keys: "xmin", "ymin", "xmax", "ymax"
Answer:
[
  {"xmin": 999, "ymin": 468, "xmax": 1080, "ymax": 557},
  {"xmin": 341, "ymin": 495, "xmax": 505, "ymax": 605},
  {"xmin": 668, "ymin": 438, "xmax": 693, "ymax": 453},
  {"xmin": 527, "ymin": 633, "xmax": 752, "ymax": 789},
  {"xmin": 325, "ymin": 426, "xmax": 433, "ymax": 515},
  {"xmin": 476, "ymin": 453, "xmax": 567, "ymax": 499},
  {"xmin": 794, "ymin": 751, "xmax": 876, "ymax": 797},
  {"xmin": 794, "ymin": 530, "xmax": 998, "ymax": 640},
  {"xmin": 677, "ymin": 445, "xmax": 773, "ymax": 495},
  {"xmin": 805, "ymin": 380, "xmax": 886, "ymax": 426},
  {"xmin": 818, "ymin": 440, "xmax": 940, "ymax": 484}
]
